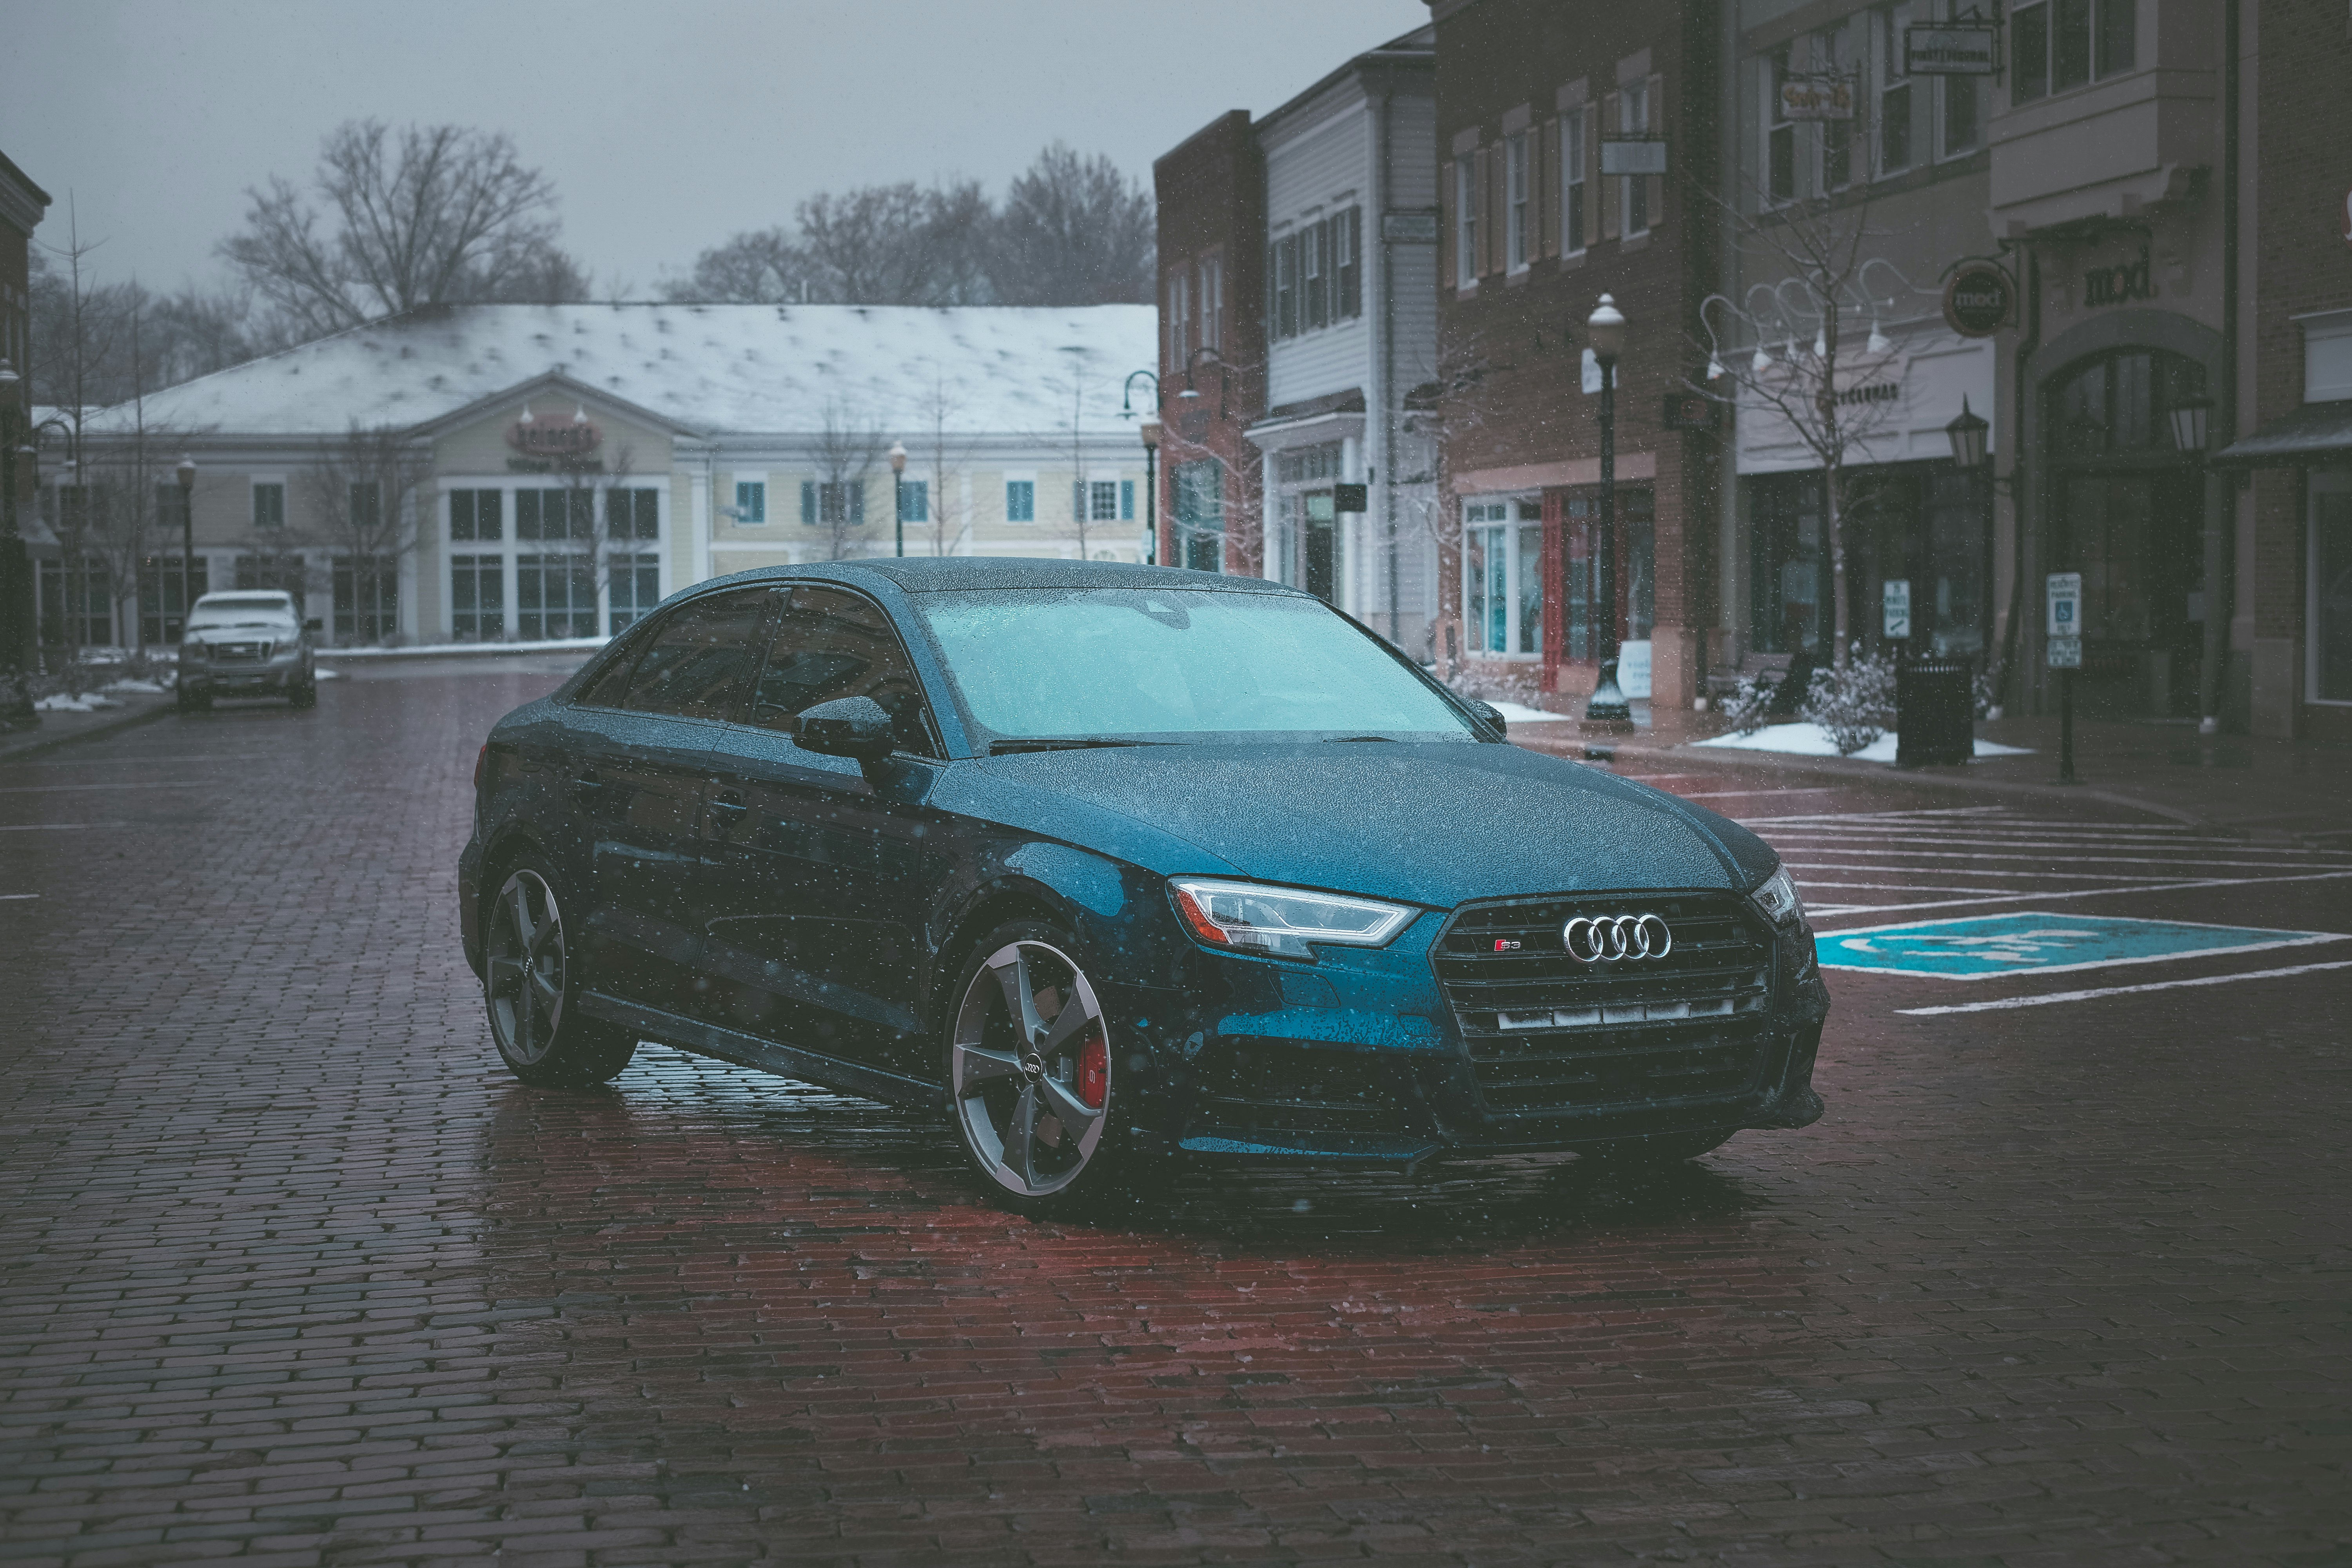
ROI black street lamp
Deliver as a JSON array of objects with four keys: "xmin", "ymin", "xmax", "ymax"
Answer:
[
  {"xmin": 176, "ymin": 455, "xmax": 197, "ymax": 641},
  {"xmin": 0, "ymin": 359, "xmax": 28, "ymax": 688},
  {"xmin": 887, "ymin": 440, "xmax": 907, "ymax": 558},
  {"xmin": 1944, "ymin": 396, "xmax": 1990, "ymax": 470},
  {"xmin": 1139, "ymin": 416, "xmax": 1161, "ymax": 566},
  {"xmin": 1583, "ymin": 295, "xmax": 1631, "ymax": 728}
]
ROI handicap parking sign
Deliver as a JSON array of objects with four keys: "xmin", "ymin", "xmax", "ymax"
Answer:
[{"xmin": 1817, "ymin": 911, "xmax": 2344, "ymax": 980}]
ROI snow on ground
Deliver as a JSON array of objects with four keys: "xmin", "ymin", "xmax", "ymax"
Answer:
[
  {"xmin": 1484, "ymin": 701, "xmax": 1572, "ymax": 724},
  {"xmin": 1695, "ymin": 722, "xmax": 2033, "ymax": 762},
  {"xmin": 313, "ymin": 668, "xmax": 341, "ymax": 680},
  {"xmin": 34, "ymin": 694, "xmax": 126, "ymax": 713},
  {"xmin": 102, "ymin": 679, "xmax": 170, "ymax": 693}
]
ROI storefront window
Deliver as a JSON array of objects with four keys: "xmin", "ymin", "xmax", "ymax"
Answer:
[
  {"xmin": 451, "ymin": 555, "xmax": 504, "ymax": 642},
  {"xmin": 516, "ymin": 553, "xmax": 597, "ymax": 641},
  {"xmin": 1749, "ymin": 474, "xmax": 1828, "ymax": 656},
  {"xmin": 1562, "ymin": 492, "xmax": 1652, "ymax": 662},
  {"xmin": 1462, "ymin": 498, "xmax": 1541, "ymax": 656},
  {"xmin": 1274, "ymin": 445, "xmax": 1345, "ymax": 603},
  {"xmin": 332, "ymin": 555, "xmax": 398, "ymax": 643},
  {"xmin": 139, "ymin": 555, "xmax": 210, "ymax": 646},
  {"xmin": 2312, "ymin": 490, "xmax": 2352, "ymax": 704},
  {"xmin": 1174, "ymin": 461, "xmax": 1223, "ymax": 574}
]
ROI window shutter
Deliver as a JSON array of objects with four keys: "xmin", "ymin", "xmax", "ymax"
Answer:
[
  {"xmin": 1074, "ymin": 481, "xmax": 1085, "ymax": 523},
  {"xmin": 801, "ymin": 481, "xmax": 815, "ymax": 524},
  {"xmin": 1484, "ymin": 146, "xmax": 1503, "ymax": 275},
  {"xmin": 1121, "ymin": 480, "xmax": 1135, "ymax": 521},
  {"xmin": 1584, "ymin": 104, "xmax": 1601, "ymax": 231},
  {"xmin": 1601, "ymin": 93, "xmax": 1622, "ymax": 240},
  {"xmin": 1537, "ymin": 120, "xmax": 1559, "ymax": 258},
  {"xmin": 850, "ymin": 484, "xmax": 864, "ymax": 524},
  {"xmin": 1646, "ymin": 74, "xmax": 1666, "ymax": 229},
  {"xmin": 1440, "ymin": 158, "xmax": 1457, "ymax": 289}
]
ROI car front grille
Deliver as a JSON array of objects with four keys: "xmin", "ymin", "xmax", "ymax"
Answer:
[
  {"xmin": 209, "ymin": 641, "xmax": 270, "ymax": 662},
  {"xmin": 1432, "ymin": 892, "xmax": 1777, "ymax": 1115}
]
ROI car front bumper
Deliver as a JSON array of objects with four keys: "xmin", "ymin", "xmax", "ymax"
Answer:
[
  {"xmin": 183, "ymin": 659, "xmax": 304, "ymax": 694},
  {"xmin": 1116, "ymin": 902, "xmax": 1829, "ymax": 1169}
]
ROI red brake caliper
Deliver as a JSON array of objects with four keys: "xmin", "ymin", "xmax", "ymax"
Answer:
[{"xmin": 1077, "ymin": 1027, "xmax": 1108, "ymax": 1110}]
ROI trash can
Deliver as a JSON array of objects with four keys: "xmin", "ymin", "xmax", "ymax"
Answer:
[{"xmin": 1896, "ymin": 653, "xmax": 1974, "ymax": 767}]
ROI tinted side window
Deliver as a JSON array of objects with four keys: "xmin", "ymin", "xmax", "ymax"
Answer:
[
  {"xmin": 750, "ymin": 586, "xmax": 932, "ymax": 753},
  {"xmin": 577, "ymin": 634, "xmax": 647, "ymax": 709},
  {"xmin": 619, "ymin": 589, "xmax": 774, "ymax": 722}
]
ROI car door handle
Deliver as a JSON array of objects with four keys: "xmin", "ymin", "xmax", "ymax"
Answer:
[{"xmin": 710, "ymin": 791, "xmax": 749, "ymax": 817}]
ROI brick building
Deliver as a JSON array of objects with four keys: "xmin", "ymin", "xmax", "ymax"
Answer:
[
  {"xmin": 1152, "ymin": 113, "xmax": 1269, "ymax": 577},
  {"xmin": 2215, "ymin": 2, "xmax": 2352, "ymax": 742},
  {"xmin": 0, "ymin": 148, "xmax": 50, "ymax": 674},
  {"xmin": 1151, "ymin": 28, "xmax": 1440, "ymax": 660},
  {"xmin": 1429, "ymin": 0, "xmax": 1720, "ymax": 712}
]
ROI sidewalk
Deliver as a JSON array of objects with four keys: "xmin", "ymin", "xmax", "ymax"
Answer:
[
  {"xmin": 1510, "ymin": 706, "xmax": 2350, "ymax": 839},
  {"xmin": 0, "ymin": 691, "xmax": 176, "ymax": 764}
]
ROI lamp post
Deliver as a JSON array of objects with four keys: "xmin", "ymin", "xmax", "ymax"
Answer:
[
  {"xmin": 887, "ymin": 440, "xmax": 907, "ymax": 558},
  {"xmin": 175, "ymin": 455, "xmax": 197, "ymax": 642},
  {"xmin": 1582, "ymin": 296, "xmax": 1631, "ymax": 728},
  {"xmin": 1139, "ymin": 417, "xmax": 1161, "ymax": 566},
  {"xmin": 2167, "ymin": 394, "xmax": 2222, "ymax": 735},
  {"xmin": 1120, "ymin": 368, "xmax": 1164, "ymax": 567}
]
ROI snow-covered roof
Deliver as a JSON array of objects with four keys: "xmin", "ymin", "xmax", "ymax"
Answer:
[{"xmin": 80, "ymin": 303, "xmax": 1158, "ymax": 441}]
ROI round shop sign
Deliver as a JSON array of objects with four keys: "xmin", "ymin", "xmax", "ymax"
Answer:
[{"xmin": 1943, "ymin": 260, "xmax": 2014, "ymax": 338}]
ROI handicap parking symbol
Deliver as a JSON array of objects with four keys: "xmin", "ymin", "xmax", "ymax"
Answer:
[{"xmin": 1816, "ymin": 911, "xmax": 2345, "ymax": 980}]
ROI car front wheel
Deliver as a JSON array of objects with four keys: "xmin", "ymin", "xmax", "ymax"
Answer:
[
  {"xmin": 483, "ymin": 861, "xmax": 637, "ymax": 1087},
  {"xmin": 945, "ymin": 922, "xmax": 1135, "ymax": 1216}
]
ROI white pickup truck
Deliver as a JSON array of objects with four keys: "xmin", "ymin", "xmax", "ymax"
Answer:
[{"xmin": 178, "ymin": 591, "xmax": 320, "ymax": 710}]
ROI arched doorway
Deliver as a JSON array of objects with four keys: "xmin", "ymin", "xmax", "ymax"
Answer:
[{"xmin": 2045, "ymin": 347, "xmax": 2207, "ymax": 717}]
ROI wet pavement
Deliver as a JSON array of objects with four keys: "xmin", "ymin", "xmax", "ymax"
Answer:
[{"xmin": 2, "ymin": 668, "xmax": 2348, "ymax": 1566}]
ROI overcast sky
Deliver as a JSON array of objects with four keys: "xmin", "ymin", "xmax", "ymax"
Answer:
[{"xmin": 4, "ymin": 0, "xmax": 1432, "ymax": 298}]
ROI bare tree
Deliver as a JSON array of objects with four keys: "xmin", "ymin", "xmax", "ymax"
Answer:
[
  {"xmin": 1045, "ymin": 347, "xmax": 1109, "ymax": 557},
  {"xmin": 812, "ymin": 403, "xmax": 884, "ymax": 561},
  {"xmin": 299, "ymin": 422, "xmax": 434, "ymax": 644},
  {"xmin": 991, "ymin": 143, "xmax": 1154, "ymax": 306},
  {"xmin": 220, "ymin": 120, "xmax": 588, "ymax": 338},
  {"xmin": 912, "ymin": 372, "xmax": 977, "ymax": 557},
  {"xmin": 1151, "ymin": 348, "xmax": 1268, "ymax": 577},
  {"xmin": 662, "ymin": 227, "xmax": 815, "ymax": 304}
]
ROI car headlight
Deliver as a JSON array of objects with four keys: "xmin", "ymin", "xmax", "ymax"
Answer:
[
  {"xmin": 1169, "ymin": 877, "xmax": 1414, "ymax": 960},
  {"xmin": 180, "ymin": 641, "xmax": 205, "ymax": 664},
  {"xmin": 1750, "ymin": 865, "xmax": 1804, "ymax": 926}
]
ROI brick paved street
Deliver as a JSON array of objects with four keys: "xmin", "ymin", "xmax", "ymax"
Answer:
[{"xmin": 3, "ymin": 669, "xmax": 2349, "ymax": 1566}]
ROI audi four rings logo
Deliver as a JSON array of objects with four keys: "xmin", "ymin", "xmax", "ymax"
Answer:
[{"xmin": 1562, "ymin": 913, "xmax": 1674, "ymax": 962}]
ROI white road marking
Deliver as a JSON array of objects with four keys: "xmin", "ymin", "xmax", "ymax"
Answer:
[
  {"xmin": 1818, "ymin": 913, "xmax": 2348, "ymax": 981},
  {"xmin": 0, "ymin": 781, "xmax": 214, "ymax": 793},
  {"xmin": 1895, "ymin": 959, "xmax": 2352, "ymax": 1015},
  {"xmin": 0, "ymin": 822, "xmax": 131, "ymax": 831},
  {"xmin": 0, "ymin": 893, "xmax": 37, "ymax": 900},
  {"xmin": 1807, "ymin": 867, "xmax": 2352, "ymax": 925},
  {"xmin": 1670, "ymin": 787, "xmax": 1844, "ymax": 799}
]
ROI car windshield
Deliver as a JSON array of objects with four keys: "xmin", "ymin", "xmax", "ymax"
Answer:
[
  {"xmin": 188, "ymin": 597, "xmax": 296, "ymax": 632},
  {"xmin": 912, "ymin": 587, "xmax": 1478, "ymax": 746}
]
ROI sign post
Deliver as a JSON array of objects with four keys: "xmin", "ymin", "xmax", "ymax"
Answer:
[
  {"xmin": 1882, "ymin": 578, "xmax": 1912, "ymax": 643},
  {"xmin": 2047, "ymin": 572, "xmax": 2083, "ymax": 784}
]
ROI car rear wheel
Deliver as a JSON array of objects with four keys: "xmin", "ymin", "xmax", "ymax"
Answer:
[
  {"xmin": 484, "ymin": 861, "xmax": 637, "ymax": 1087},
  {"xmin": 945, "ymin": 922, "xmax": 1133, "ymax": 1216}
]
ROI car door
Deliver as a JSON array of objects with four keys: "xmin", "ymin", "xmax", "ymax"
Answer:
[
  {"xmin": 695, "ymin": 583, "xmax": 946, "ymax": 1080},
  {"xmin": 563, "ymin": 587, "xmax": 774, "ymax": 1018}
]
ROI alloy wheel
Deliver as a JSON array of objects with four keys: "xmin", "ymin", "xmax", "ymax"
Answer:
[
  {"xmin": 486, "ymin": 868, "xmax": 567, "ymax": 1065},
  {"xmin": 951, "ymin": 939, "xmax": 1111, "ymax": 1199}
]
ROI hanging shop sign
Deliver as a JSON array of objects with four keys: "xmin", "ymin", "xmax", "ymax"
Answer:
[
  {"xmin": 1903, "ymin": 24, "xmax": 1999, "ymax": 75},
  {"xmin": 1778, "ymin": 73, "xmax": 1855, "ymax": 121},
  {"xmin": 507, "ymin": 408, "xmax": 602, "ymax": 460},
  {"xmin": 1662, "ymin": 391, "xmax": 1720, "ymax": 432},
  {"xmin": 1942, "ymin": 259, "xmax": 2015, "ymax": 338},
  {"xmin": 2081, "ymin": 245, "xmax": 2153, "ymax": 308},
  {"xmin": 1599, "ymin": 136, "xmax": 1669, "ymax": 176}
]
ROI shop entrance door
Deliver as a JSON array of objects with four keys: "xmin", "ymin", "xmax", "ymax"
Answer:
[{"xmin": 2057, "ymin": 468, "xmax": 2204, "ymax": 718}]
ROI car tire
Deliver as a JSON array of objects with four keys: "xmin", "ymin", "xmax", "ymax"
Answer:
[
  {"xmin": 1578, "ymin": 1127, "xmax": 1735, "ymax": 1171},
  {"xmin": 943, "ymin": 919, "xmax": 1141, "ymax": 1217},
  {"xmin": 482, "ymin": 858, "xmax": 638, "ymax": 1088},
  {"xmin": 289, "ymin": 676, "xmax": 317, "ymax": 709}
]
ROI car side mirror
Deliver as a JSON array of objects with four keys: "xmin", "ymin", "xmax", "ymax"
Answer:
[
  {"xmin": 1471, "ymin": 699, "xmax": 1507, "ymax": 737},
  {"xmin": 794, "ymin": 695, "xmax": 896, "ymax": 766},
  {"xmin": 303, "ymin": 618, "xmax": 323, "ymax": 632}
]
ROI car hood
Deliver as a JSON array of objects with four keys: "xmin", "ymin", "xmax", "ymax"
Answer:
[{"xmin": 946, "ymin": 741, "xmax": 1777, "ymax": 908}]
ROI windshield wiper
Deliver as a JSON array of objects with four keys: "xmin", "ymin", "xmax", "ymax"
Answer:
[{"xmin": 989, "ymin": 737, "xmax": 1169, "ymax": 755}]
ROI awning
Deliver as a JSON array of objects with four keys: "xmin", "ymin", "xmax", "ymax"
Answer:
[{"xmin": 2212, "ymin": 399, "xmax": 2352, "ymax": 469}]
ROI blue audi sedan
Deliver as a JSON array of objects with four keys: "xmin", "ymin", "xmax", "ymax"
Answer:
[{"xmin": 459, "ymin": 559, "xmax": 1828, "ymax": 1214}]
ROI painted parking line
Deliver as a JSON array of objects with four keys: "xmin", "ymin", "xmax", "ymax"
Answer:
[
  {"xmin": 1817, "ymin": 911, "xmax": 2348, "ymax": 981},
  {"xmin": 0, "ymin": 781, "xmax": 216, "ymax": 793},
  {"xmin": 1802, "ymin": 867, "xmax": 2352, "ymax": 924},
  {"xmin": 1895, "ymin": 959, "xmax": 2352, "ymax": 1016},
  {"xmin": 0, "ymin": 822, "xmax": 133, "ymax": 831}
]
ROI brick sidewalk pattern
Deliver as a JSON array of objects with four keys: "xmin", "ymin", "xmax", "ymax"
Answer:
[{"xmin": 1, "ymin": 675, "xmax": 2347, "ymax": 1566}]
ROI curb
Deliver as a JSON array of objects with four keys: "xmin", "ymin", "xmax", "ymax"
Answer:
[
  {"xmin": 0, "ymin": 699, "xmax": 177, "ymax": 764},
  {"xmin": 315, "ymin": 641, "xmax": 606, "ymax": 664}
]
